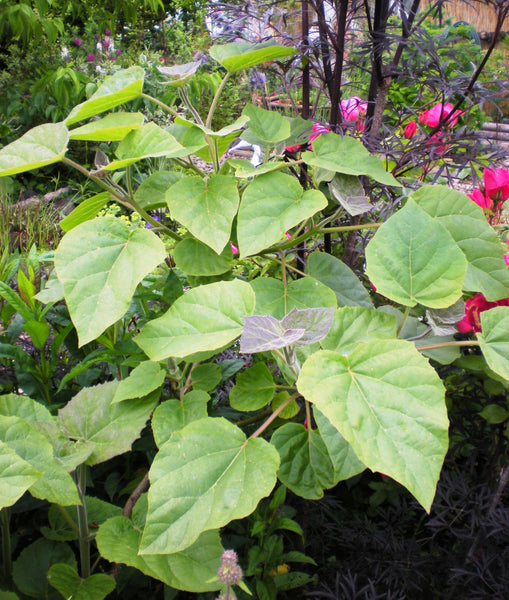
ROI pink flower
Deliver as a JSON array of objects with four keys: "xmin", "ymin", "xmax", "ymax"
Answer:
[
  {"xmin": 285, "ymin": 143, "xmax": 301, "ymax": 153},
  {"xmin": 309, "ymin": 122, "xmax": 330, "ymax": 142},
  {"xmin": 483, "ymin": 167, "xmax": 509, "ymax": 204},
  {"xmin": 424, "ymin": 102, "xmax": 463, "ymax": 128},
  {"xmin": 404, "ymin": 120, "xmax": 417, "ymax": 139},
  {"xmin": 418, "ymin": 110, "xmax": 429, "ymax": 125},
  {"xmin": 467, "ymin": 188, "xmax": 492, "ymax": 210},
  {"xmin": 230, "ymin": 242, "xmax": 239, "ymax": 255},
  {"xmin": 86, "ymin": 53, "xmax": 95, "ymax": 62},
  {"xmin": 427, "ymin": 131, "xmax": 447, "ymax": 154},
  {"xmin": 505, "ymin": 254, "xmax": 509, "ymax": 266},
  {"xmin": 340, "ymin": 96, "xmax": 367, "ymax": 122},
  {"xmin": 457, "ymin": 293, "xmax": 509, "ymax": 333},
  {"xmin": 73, "ymin": 37, "xmax": 82, "ymax": 47}
]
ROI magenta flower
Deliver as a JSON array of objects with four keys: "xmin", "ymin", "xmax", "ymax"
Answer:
[
  {"xmin": 422, "ymin": 102, "xmax": 463, "ymax": 128},
  {"xmin": 467, "ymin": 188, "xmax": 492, "ymax": 210},
  {"xmin": 73, "ymin": 37, "xmax": 82, "ymax": 47},
  {"xmin": 86, "ymin": 53, "xmax": 95, "ymax": 62},
  {"xmin": 340, "ymin": 96, "xmax": 367, "ymax": 122},
  {"xmin": 457, "ymin": 293, "xmax": 509, "ymax": 334},
  {"xmin": 404, "ymin": 120, "xmax": 417, "ymax": 139},
  {"xmin": 484, "ymin": 167, "xmax": 509, "ymax": 204}
]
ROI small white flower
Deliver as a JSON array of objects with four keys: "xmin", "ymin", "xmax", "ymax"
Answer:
[
  {"xmin": 60, "ymin": 46, "xmax": 69, "ymax": 59},
  {"xmin": 96, "ymin": 42, "xmax": 102, "ymax": 51},
  {"xmin": 96, "ymin": 65, "xmax": 103, "ymax": 72}
]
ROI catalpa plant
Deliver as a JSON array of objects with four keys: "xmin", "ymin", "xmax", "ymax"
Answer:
[{"xmin": 1, "ymin": 42, "xmax": 509, "ymax": 594}]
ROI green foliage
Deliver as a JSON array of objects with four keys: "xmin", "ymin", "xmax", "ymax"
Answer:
[{"xmin": 0, "ymin": 40, "xmax": 508, "ymax": 599}]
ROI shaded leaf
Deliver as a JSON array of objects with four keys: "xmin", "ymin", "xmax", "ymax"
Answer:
[
  {"xmin": 47, "ymin": 564, "xmax": 115, "ymax": 600},
  {"xmin": 112, "ymin": 361, "xmax": 165, "ymax": 403},
  {"xmin": 230, "ymin": 363, "xmax": 276, "ymax": 411},
  {"xmin": 173, "ymin": 238, "xmax": 233, "ymax": 276}
]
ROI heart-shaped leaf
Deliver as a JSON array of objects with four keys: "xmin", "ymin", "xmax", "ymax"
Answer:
[
  {"xmin": 0, "ymin": 123, "xmax": 69, "ymax": 176},
  {"xmin": 302, "ymin": 133, "xmax": 400, "ymax": 187},
  {"xmin": 167, "ymin": 175, "xmax": 240, "ymax": 255},
  {"xmin": 152, "ymin": 391, "xmax": 210, "ymax": 448},
  {"xmin": 140, "ymin": 417, "xmax": 279, "ymax": 554},
  {"xmin": 230, "ymin": 363, "xmax": 276, "ymax": 411},
  {"xmin": 297, "ymin": 340, "xmax": 448, "ymax": 512},
  {"xmin": 65, "ymin": 66, "xmax": 144, "ymax": 125},
  {"xmin": 238, "ymin": 172, "xmax": 327, "ymax": 257},
  {"xmin": 47, "ymin": 564, "xmax": 115, "ymax": 600},
  {"xmin": 135, "ymin": 279, "xmax": 255, "ymax": 361},
  {"xmin": 242, "ymin": 104, "xmax": 291, "ymax": 145},
  {"xmin": 366, "ymin": 200, "xmax": 467, "ymax": 308},
  {"xmin": 54, "ymin": 217, "xmax": 166, "ymax": 346}
]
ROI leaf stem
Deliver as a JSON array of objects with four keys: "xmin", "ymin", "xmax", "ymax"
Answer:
[
  {"xmin": 141, "ymin": 93, "xmax": 180, "ymax": 118},
  {"xmin": 418, "ymin": 340, "xmax": 480, "ymax": 351},
  {"xmin": 249, "ymin": 392, "xmax": 300, "ymax": 440},
  {"xmin": 75, "ymin": 463, "xmax": 90, "ymax": 579},
  {"xmin": 396, "ymin": 306, "xmax": 411, "ymax": 336},
  {"xmin": 206, "ymin": 72, "xmax": 231, "ymax": 130},
  {"xmin": 1, "ymin": 507, "xmax": 12, "ymax": 582}
]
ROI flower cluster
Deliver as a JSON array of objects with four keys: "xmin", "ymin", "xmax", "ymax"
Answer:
[
  {"xmin": 457, "ymin": 293, "xmax": 509, "ymax": 333},
  {"xmin": 217, "ymin": 549, "xmax": 243, "ymax": 587},
  {"xmin": 403, "ymin": 101, "xmax": 464, "ymax": 154},
  {"xmin": 61, "ymin": 29, "xmax": 123, "ymax": 72},
  {"xmin": 467, "ymin": 167, "xmax": 509, "ymax": 213}
]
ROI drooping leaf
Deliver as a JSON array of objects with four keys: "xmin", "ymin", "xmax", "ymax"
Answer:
[
  {"xmin": 238, "ymin": 172, "xmax": 327, "ymax": 257},
  {"xmin": 140, "ymin": 417, "xmax": 279, "ymax": 554},
  {"xmin": 12, "ymin": 539, "xmax": 76, "ymax": 600},
  {"xmin": 209, "ymin": 41, "xmax": 297, "ymax": 73},
  {"xmin": 328, "ymin": 174, "xmax": 373, "ymax": 216},
  {"xmin": 65, "ymin": 66, "xmax": 145, "ymax": 125},
  {"xmin": 135, "ymin": 280, "xmax": 255, "ymax": 361},
  {"xmin": 105, "ymin": 122, "xmax": 188, "ymax": 170},
  {"xmin": 167, "ymin": 175, "xmax": 239, "ymax": 255},
  {"xmin": 302, "ymin": 133, "xmax": 401, "ymax": 187},
  {"xmin": 297, "ymin": 340, "xmax": 449, "ymax": 512},
  {"xmin": 478, "ymin": 306, "xmax": 509, "ymax": 380},
  {"xmin": 241, "ymin": 104, "xmax": 291, "ymax": 145},
  {"xmin": 366, "ymin": 200, "xmax": 467, "ymax": 308},
  {"xmin": 112, "ymin": 361, "xmax": 165, "ymax": 403},
  {"xmin": 230, "ymin": 363, "xmax": 276, "ymax": 411},
  {"xmin": 0, "ymin": 440, "xmax": 41, "ymax": 510},
  {"xmin": 0, "ymin": 122, "xmax": 69, "ymax": 176},
  {"xmin": 250, "ymin": 276, "xmax": 337, "ymax": 320},
  {"xmin": 59, "ymin": 192, "xmax": 111, "ymax": 232},
  {"xmin": 58, "ymin": 381, "xmax": 158, "ymax": 465},
  {"xmin": 0, "ymin": 416, "xmax": 80, "ymax": 506},
  {"xmin": 158, "ymin": 61, "xmax": 202, "ymax": 87},
  {"xmin": 271, "ymin": 423, "xmax": 335, "ymax": 499},
  {"xmin": 240, "ymin": 314, "xmax": 305, "ymax": 354},
  {"xmin": 173, "ymin": 238, "xmax": 233, "ymax": 276},
  {"xmin": 281, "ymin": 307, "xmax": 335, "ymax": 346},
  {"xmin": 426, "ymin": 299, "xmax": 466, "ymax": 336},
  {"xmin": 151, "ymin": 391, "xmax": 210, "ymax": 448},
  {"xmin": 272, "ymin": 391, "xmax": 300, "ymax": 419},
  {"xmin": 313, "ymin": 409, "xmax": 366, "ymax": 481},
  {"xmin": 47, "ymin": 564, "xmax": 115, "ymax": 600},
  {"xmin": 96, "ymin": 517, "xmax": 223, "ymax": 592},
  {"xmin": 411, "ymin": 185, "xmax": 509, "ymax": 301},
  {"xmin": 190, "ymin": 363, "xmax": 222, "ymax": 392},
  {"xmin": 54, "ymin": 217, "xmax": 166, "ymax": 346},
  {"xmin": 69, "ymin": 112, "xmax": 144, "ymax": 141},
  {"xmin": 321, "ymin": 306, "xmax": 397, "ymax": 354}
]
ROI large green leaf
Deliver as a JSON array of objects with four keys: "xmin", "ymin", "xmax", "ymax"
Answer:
[
  {"xmin": 69, "ymin": 112, "xmax": 144, "ymax": 141},
  {"xmin": 58, "ymin": 381, "xmax": 158, "ymax": 466},
  {"xmin": 0, "ymin": 416, "xmax": 80, "ymax": 506},
  {"xmin": 306, "ymin": 252, "xmax": 373, "ymax": 308},
  {"xmin": 271, "ymin": 423, "xmax": 335, "ymax": 499},
  {"xmin": 54, "ymin": 217, "xmax": 166, "ymax": 346},
  {"xmin": 366, "ymin": 200, "xmax": 467, "ymax": 308},
  {"xmin": 47, "ymin": 564, "xmax": 115, "ymax": 600},
  {"xmin": 151, "ymin": 391, "xmax": 209, "ymax": 448},
  {"xmin": 321, "ymin": 306, "xmax": 397, "ymax": 354},
  {"xmin": 96, "ymin": 517, "xmax": 223, "ymax": 592},
  {"xmin": 134, "ymin": 171, "xmax": 181, "ymax": 210},
  {"xmin": 238, "ymin": 172, "xmax": 327, "ymax": 257},
  {"xmin": 230, "ymin": 363, "xmax": 276, "ymax": 411},
  {"xmin": 167, "ymin": 175, "xmax": 239, "ymax": 255},
  {"xmin": 478, "ymin": 306, "xmax": 509, "ymax": 380},
  {"xmin": 302, "ymin": 133, "xmax": 400, "ymax": 187},
  {"xmin": 242, "ymin": 104, "xmax": 291, "ymax": 145},
  {"xmin": 65, "ymin": 66, "xmax": 145, "ymax": 125},
  {"xmin": 297, "ymin": 340, "xmax": 449, "ymax": 511},
  {"xmin": 410, "ymin": 185, "xmax": 509, "ymax": 301},
  {"xmin": 0, "ymin": 123, "xmax": 69, "ymax": 176},
  {"xmin": 0, "ymin": 440, "xmax": 41, "ymax": 510},
  {"xmin": 209, "ymin": 41, "xmax": 297, "ymax": 73},
  {"xmin": 250, "ymin": 276, "xmax": 337, "ymax": 320},
  {"xmin": 135, "ymin": 280, "xmax": 255, "ymax": 361},
  {"xmin": 105, "ymin": 122, "xmax": 188, "ymax": 170},
  {"xmin": 140, "ymin": 417, "xmax": 279, "ymax": 554},
  {"xmin": 0, "ymin": 393, "xmax": 54, "ymax": 424},
  {"xmin": 172, "ymin": 238, "xmax": 233, "ymax": 276}
]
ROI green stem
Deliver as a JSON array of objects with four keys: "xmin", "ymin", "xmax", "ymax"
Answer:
[
  {"xmin": 1, "ymin": 507, "xmax": 12, "ymax": 582},
  {"xmin": 206, "ymin": 72, "xmax": 231, "ymax": 130},
  {"xmin": 418, "ymin": 340, "xmax": 480, "ymax": 351},
  {"xmin": 56, "ymin": 505, "xmax": 80, "ymax": 536},
  {"xmin": 141, "ymin": 93, "xmax": 180, "ymax": 118},
  {"xmin": 75, "ymin": 464, "xmax": 90, "ymax": 579},
  {"xmin": 396, "ymin": 306, "xmax": 411, "ymax": 337},
  {"xmin": 179, "ymin": 87, "xmax": 205, "ymax": 126},
  {"xmin": 249, "ymin": 392, "xmax": 299, "ymax": 440}
]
